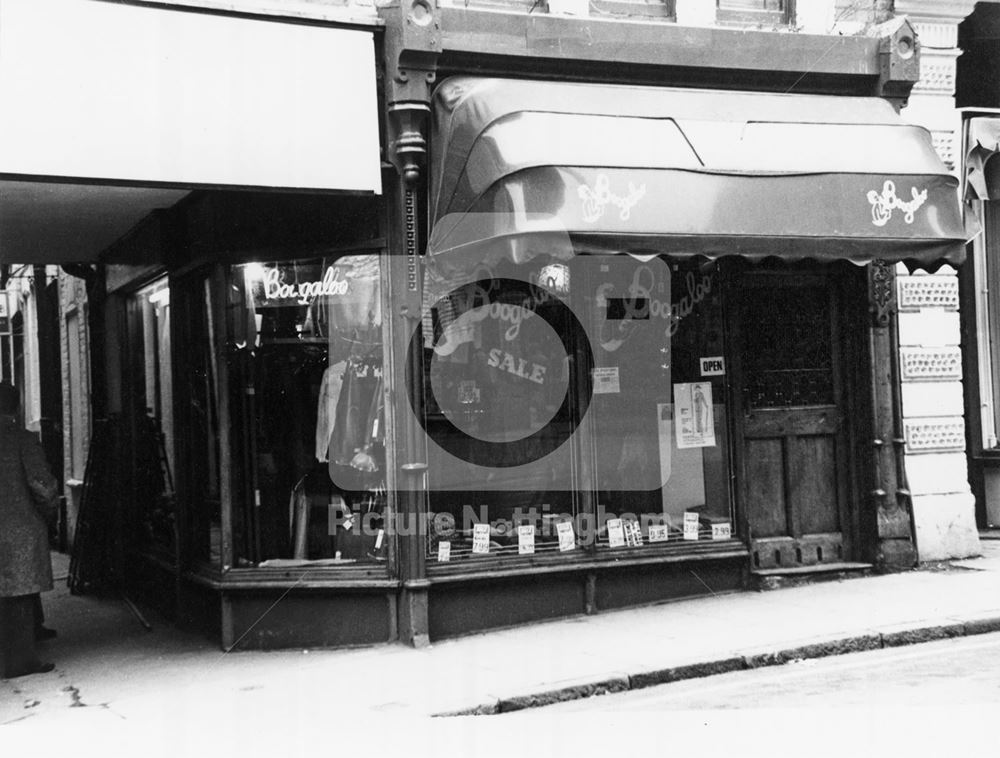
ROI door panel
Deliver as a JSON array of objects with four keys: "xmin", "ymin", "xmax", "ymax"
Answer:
[
  {"xmin": 745, "ymin": 438, "xmax": 787, "ymax": 538},
  {"xmin": 788, "ymin": 434, "xmax": 840, "ymax": 535},
  {"xmin": 732, "ymin": 270, "xmax": 853, "ymax": 570}
]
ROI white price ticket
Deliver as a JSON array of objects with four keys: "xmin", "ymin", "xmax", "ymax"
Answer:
[
  {"xmin": 472, "ymin": 523, "xmax": 491, "ymax": 554},
  {"xmin": 518, "ymin": 525, "xmax": 536, "ymax": 555}
]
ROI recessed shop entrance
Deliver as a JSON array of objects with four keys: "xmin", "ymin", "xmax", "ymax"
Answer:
[{"xmin": 728, "ymin": 265, "xmax": 866, "ymax": 571}]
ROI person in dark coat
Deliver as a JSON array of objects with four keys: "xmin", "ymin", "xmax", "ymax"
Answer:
[{"xmin": 0, "ymin": 381, "xmax": 58, "ymax": 678}]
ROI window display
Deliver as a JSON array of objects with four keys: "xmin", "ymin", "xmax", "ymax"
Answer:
[
  {"xmin": 227, "ymin": 255, "xmax": 386, "ymax": 568},
  {"xmin": 174, "ymin": 270, "xmax": 223, "ymax": 566},
  {"xmin": 126, "ymin": 278, "xmax": 175, "ymax": 556},
  {"xmin": 418, "ymin": 250, "xmax": 734, "ymax": 564},
  {"xmin": 589, "ymin": 258, "xmax": 733, "ymax": 547}
]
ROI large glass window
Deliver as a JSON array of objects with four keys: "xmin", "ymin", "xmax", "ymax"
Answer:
[
  {"xmin": 227, "ymin": 255, "xmax": 387, "ymax": 569},
  {"xmin": 974, "ymin": 201, "xmax": 1000, "ymax": 450},
  {"xmin": 126, "ymin": 278, "xmax": 175, "ymax": 556},
  {"xmin": 418, "ymin": 250, "xmax": 734, "ymax": 563},
  {"xmin": 174, "ymin": 269, "xmax": 223, "ymax": 567}
]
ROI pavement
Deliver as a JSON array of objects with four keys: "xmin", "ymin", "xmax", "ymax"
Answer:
[{"xmin": 3, "ymin": 538, "xmax": 1000, "ymax": 753}]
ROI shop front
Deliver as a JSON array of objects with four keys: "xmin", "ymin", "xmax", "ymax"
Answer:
[
  {"xmin": 373, "ymin": 76, "xmax": 967, "ymax": 642},
  {"xmin": 146, "ymin": 17, "xmax": 970, "ymax": 650},
  {"xmin": 3, "ymin": 1, "xmax": 974, "ymax": 650}
]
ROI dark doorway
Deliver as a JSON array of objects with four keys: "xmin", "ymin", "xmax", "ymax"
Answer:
[{"xmin": 729, "ymin": 265, "xmax": 864, "ymax": 570}]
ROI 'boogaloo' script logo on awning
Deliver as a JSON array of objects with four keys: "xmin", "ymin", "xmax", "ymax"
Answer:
[
  {"xmin": 579, "ymin": 174, "xmax": 647, "ymax": 223},
  {"xmin": 867, "ymin": 180, "xmax": 928, "ymax": 227}
]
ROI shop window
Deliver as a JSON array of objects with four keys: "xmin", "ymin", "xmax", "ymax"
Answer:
[
  {"xmin": 124, "ymin": 278, "xmax": 175, "ymax": 556},
  {"xmin": 66, "ymin": 308, "xmax": 87, "ymax": 482},
  {"xmin": 174, "ymin": 270, "xmax": 223, "ymax": 567},
  {"xmin": 716, "ymin": 0, "xmax": 792, "ymax": 26},
  {"xmin": 0, "ymin": 290, "xmax": 12, "ymax": 384},
  {"xmin": 589, "ymin": 258, "xmax": 733, "ymax": 548},
  {"xmin": 227, "ymin": 255, "xmax": 386, "ymax": 569},
  {"xmin": 418, "ymin": 253, "xmax": 734, "ymax": 562},
  {"xmin": 974, "ymin": 201, "xmax": 1000, "ymax": 450}
]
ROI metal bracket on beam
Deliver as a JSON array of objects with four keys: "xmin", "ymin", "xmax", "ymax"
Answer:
[{"xmin": 381, "ymin": 0, "xmax": 442, "ymax": 184}]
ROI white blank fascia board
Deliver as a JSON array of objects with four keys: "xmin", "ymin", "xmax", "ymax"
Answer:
[{"xmin": 0, "ymin": 0, "xmax": 382, "ymax": 193}]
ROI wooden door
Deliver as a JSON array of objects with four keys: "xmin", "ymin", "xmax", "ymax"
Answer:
[{"xmin": 732, "ymin": 270, "xmax": 853, "ymax": 570}]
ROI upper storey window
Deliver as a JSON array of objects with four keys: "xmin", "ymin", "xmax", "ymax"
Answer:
[{"xmin": 716, "ymin": 0, "xmax": 793, "ymax": 26}]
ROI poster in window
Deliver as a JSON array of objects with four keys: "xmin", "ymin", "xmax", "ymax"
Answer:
[{"xmin": 674, "ymin": 382, "xmax": 716, "ymax": 449}]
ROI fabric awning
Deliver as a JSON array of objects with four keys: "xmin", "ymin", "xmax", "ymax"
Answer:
[{"xmin": 429, "ymin": 77, "xmax": 971, "ymax": 268}]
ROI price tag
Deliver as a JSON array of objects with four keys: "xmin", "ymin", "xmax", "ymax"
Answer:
[
  {"xmin": 606, "ymin": 518, "xmax": 625, "ymax": 548},
  {"xmin": 518, "ymin": 525, "xmax": 536, "ymax": 555},
  {"xmin": 648, "ymin": 524, "xmax": 669, "ymax": 543},
  {"xmin": 472, "ymin": 523, "xmax": 491, "ymax": 554},
  {"xmin": 683, "ymin": 511, "xmax": 700, "ymax": 541},
  {"xmin": 557, "ymin": 521, "xmax": 576, "ymax": 552},
  {"xmin": 437, "ymin": 541, "xmax": 451, "ymax": 562},
  {"xmin": 624, "ymin": 520, "xmax": 643, "ymax": 547},
  {"xmin": 711, "ymin": 523, "xmax": 732, "ymax": 540}
]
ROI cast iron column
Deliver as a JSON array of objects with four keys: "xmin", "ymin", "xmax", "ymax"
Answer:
[{"xmin": 382, "ymin": 0, "xmax": 441, "ymax": 647}]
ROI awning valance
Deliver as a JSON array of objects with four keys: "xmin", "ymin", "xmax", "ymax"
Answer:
[{"xmin": 429, "ymin": 77, "xmax": 971, "ymax": 268}]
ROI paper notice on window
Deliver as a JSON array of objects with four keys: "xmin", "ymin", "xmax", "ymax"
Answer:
[
  {"xmin": 518, "ymin": 525, "xmax": 536, "ymax": 555},
  {"xmin": 557, "ymin": 521, "xmax": 576, "ymax": 552},
  {"xmin": 472, "ymin": 523, "xmax": 491, "ymax": 554},
  {"xmin": 592, "ymin": 367, "xmax": 620, "ymax": 394},
  {"xmin": 683, "ymin": 511, "xmax": 700, "ymax": 541},
  {"xmin": 674, "ymin": 382, "xmax": 716, "ymax": 449},
  {"xmin": 606, "ymin": 518, "xmax": 625, "ymax": 548},
  {"xmin": 437, "ymin": 541, "xmax": 451, "ymax": 562}
]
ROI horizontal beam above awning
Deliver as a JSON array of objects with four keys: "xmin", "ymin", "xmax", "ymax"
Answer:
[{"xmin": 430, "ymin": 78, "xmax": 971, "ymax": 269}]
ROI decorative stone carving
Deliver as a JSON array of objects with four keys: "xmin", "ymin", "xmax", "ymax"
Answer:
[
  {"xmin": 898, "ymin": 276, "xmax": 959, "ymax": 311},
  {"xmin": 913, "ymin": 54, "xmax": 957, "ymax": 94},
  {"xmin": 904, "ymin": 418, "xmax": 966, "ymax": 452},
  {"xmin": 930, "ymin": 130, "xmax": 957, "ymax": 170},
  {"xmin": 909, "ymin": 21, "xmax": 958, "ymax": 49},
  {"xmin": 900, "ymin": 347, "xmax": 963, "ymax": 380}
]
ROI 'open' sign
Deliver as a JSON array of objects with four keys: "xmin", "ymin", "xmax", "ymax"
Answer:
[{"xmin": 700, "ymin": 357, "xmax": 725, "ymax": 376}]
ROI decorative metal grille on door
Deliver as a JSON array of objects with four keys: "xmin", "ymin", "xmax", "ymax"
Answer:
[{"xmin": 740, "ymin": 285, "xmax": 834, "ymax": 409}]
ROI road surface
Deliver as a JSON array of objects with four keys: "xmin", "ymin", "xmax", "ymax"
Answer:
[{"xmin": 534, "ymin": 632, "xmax": 1000, "ymax": 711}]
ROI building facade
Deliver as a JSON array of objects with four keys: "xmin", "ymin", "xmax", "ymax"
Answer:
[
  {"xmin": 0, "ymin": 0, "xmax": 981, "ymax": 649},
  {"xmin": 956, "ymin": 1, "xmax": 1000, "ymax": 528}
]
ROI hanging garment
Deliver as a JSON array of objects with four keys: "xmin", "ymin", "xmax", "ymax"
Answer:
[
  {"xmin": 314, "ymin": 361, "xmax": 347, "ymax": 462},
  {"xmin": 328, "ymin": 356, "xmax": 380, "ymax": 466}
]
